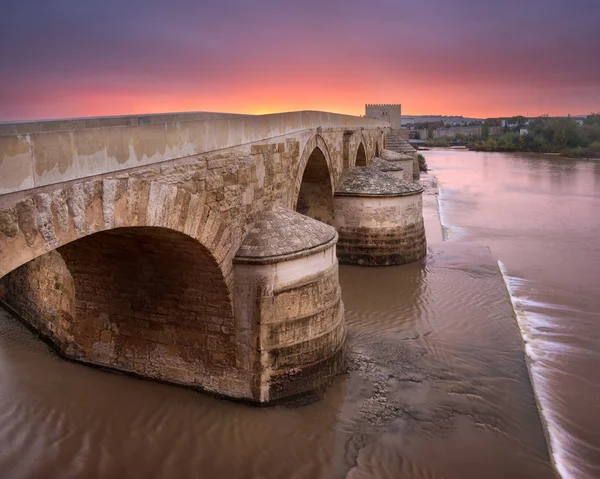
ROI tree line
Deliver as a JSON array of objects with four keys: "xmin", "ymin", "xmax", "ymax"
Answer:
[{"xmin": 472, "ymin": 114, "xmax": 600, "ymax": 157}]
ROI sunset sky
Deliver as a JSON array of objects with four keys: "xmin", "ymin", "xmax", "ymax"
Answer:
[{"xmin": 1, "ymin": 0, "xmax": 599, "ymax": 121}]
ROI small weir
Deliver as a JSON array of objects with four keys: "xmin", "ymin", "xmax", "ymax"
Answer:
[{"xmin": 427, "ymin": 148, "xmax": 600, "ymax": 479}]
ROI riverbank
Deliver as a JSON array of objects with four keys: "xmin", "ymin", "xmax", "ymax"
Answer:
[
  {"xmin": 421, "ymin": 139, "xmax": 600, "ymax": 160},
  {"xmin": 470, "ymin": 143, "xmax": 600, "ymax": 159},
  {"xmin": 423, "ymin": 114, "xmax": 600, "ymax": 161}
]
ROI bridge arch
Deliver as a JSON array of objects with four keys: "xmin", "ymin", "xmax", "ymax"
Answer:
[
  {"xmin": 0, "ymin": 180, "xmax": 233, "ymax": 280},
  {"xmin": 291, "ymin": 134, "xmax": 335, "ymax": 225},
  {"xmin": 0, "ymin": 177, "xmax": 253, "ymax": 396},
  {"xmin": 348, "ymin": 130, "xmax": 369, "ymax": 168},
  {"xmin": 1, "ymin": 225, "xmax": 237, "ymax": 391},
  {"xmin": 355, "ymin": 142, "xmax": 367, "ymax": 167}
]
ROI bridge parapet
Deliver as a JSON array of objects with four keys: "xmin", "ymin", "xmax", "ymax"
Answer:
[
  {"xmin": 0, "ymin": 111, "xmax": 251, "ymax": 136},
  {"xmin": 0, "ymin": 111, "xmax": 389, "ymax": 195}
]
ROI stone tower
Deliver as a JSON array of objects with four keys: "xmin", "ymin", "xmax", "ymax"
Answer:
[{"xmin": 365, "ymin": 104, "xmax": 402, "ymax": 129}]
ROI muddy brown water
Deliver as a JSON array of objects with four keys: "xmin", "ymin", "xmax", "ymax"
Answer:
[
  {"xmin": 0, "ymin": 149, "xmax": 573, "ymax": 479},
  {"xmin": 427, "ymin": 148, "xmax": 600, "ymax": 479}
]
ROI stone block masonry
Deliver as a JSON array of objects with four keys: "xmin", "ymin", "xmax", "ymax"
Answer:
[
  {"xmin": 0, "ymin": 250, "xmax": 75, "ymax": 349},
  {"xmin": 366, "ymin": 104, "xmax": 402, "ymax": 130},
  {"xmin": 381, "ymin": 149, "xmax": 414, "ymax": 181},
  {"xmin": 335, "ymin": 219, "xmax": 426, "ymax": 266},
  {"xmin": 333, "ymin": 168, "xmax": 426, "ymax": 266},
  {"xmin": 384, "ymin": 134, "xmax": 420, "ymax": 181},
  {"xmin": 1, "ymin": 227, "xmax": 250, "ymax": 398},
  {"xmin": 0, "ymin": 113, "xmax": 386, "ymax": 403},
  {"xmin": 233, "ymin": 207, "xmax": 346, "ymax": 402}
]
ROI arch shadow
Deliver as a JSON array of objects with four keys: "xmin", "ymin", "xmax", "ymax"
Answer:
[
  {"xmin": 290, "ymin": 135, "xmax": 335, "ymax": 225},
  {"xmin": 0, "ymin": 158, "xmax": 268, "ymax": 398},
  {"xmin": 0, "ymin": 225, "xmax": 238, "ymax": 393},
  {"xmin": 355, "ymin": 142, "xmax": 367, "ymax": 167}
]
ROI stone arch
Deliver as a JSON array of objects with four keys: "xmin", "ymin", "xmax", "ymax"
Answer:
[
  {"xmin": 291, "ymin": 134, "xmax": 335, "ymax": 225},
  {"xmin": 355, "ymin": 142, "xmax": 367, "ymax": 167},
  {"xmin": 0, "ymin": 175, "xmax": 260, "ymax": 397},
  {"xmin": 1, "ymin": 225, "xmax": 238, "ymax": 393},
  {"xmin": 0, "ymin": 178, "xmax": 232, "ymax": 282}
]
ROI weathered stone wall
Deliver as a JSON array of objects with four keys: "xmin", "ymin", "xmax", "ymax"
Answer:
[
  {"xmin": 289, "ymin": 129, "xmax": 384, "ymax": 217},
  {"xmin": 1, "ymin": 129, "xmax": 364, "ymax": 277},
  {"xmin": 0, "ymin": 111, "xmax": 251, "ymax": 136},
  {"xmin": 1, "ymin": 227, "xmax": 254, "ymax": 398},
  {"xmin": 0, "ymin": 124, "xmax": 383, "ymax": 401},
  {"xmin": 0, "ymin": 111, "xmax": 389, "ymax": 195},
  {"xmin": 60, "ymin": 228, "xmax": 242, "ymax": 391},
  {"xmin": 394, "ymin": 128, "xmax": 410, "ymax": 140},
  {"xmin": 0, "ymin": 250, "xmax": 75, "ymax": 347},
  {"xmin": 334, "ymin": 195, "xmax": 424, "ymax": 229},
  {"xmin": 334, "ymin": 195, "xmax": 427, "ymax": 266},
  {"xmin": 330, "ymin": 130, "xmax": 383, "ymax": 171},
  {"xmin": 0, "ymin": 126, "xmax": 385, "ymax": 279},
  {"xmin": 296, "ymin": 182, "xmax": 334, "ymax": 224},
  {"xmin": 380, "ymin": 149, "xmax": 414, "ymax": 181},
  {"xmin": 234, "ymin": 244, "xmax": 345, "ymax": 402}
]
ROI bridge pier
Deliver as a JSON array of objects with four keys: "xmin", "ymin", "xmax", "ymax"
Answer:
[
  {"xmin": 333, "ymin": 167, "xmax": 426, "ymax": 266},
  {"xmin": 380, "ymin": 148, "xmax": 415, "ymax": 181},
  {"xmin": 384, "ymin": 133, "xmax": 420, "ymax": 180},
  {"xmin": 0, "ymin": 214, "xmax": 347, "ymax": 404},
  {"xmin": 233, "ymin": 207, "xmax": 346, "ymax": 403},
  {"xmin": 369, "ymin": 157, "xmax": 405, "ymax": 181}
]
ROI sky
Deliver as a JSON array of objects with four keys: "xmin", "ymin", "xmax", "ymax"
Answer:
[{"xmin": 1, "ymin": 0, "xmax": 599, "ymax": 121}]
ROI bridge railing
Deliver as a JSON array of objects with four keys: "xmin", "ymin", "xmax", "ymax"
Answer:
[{"xmin": 0, "ymin": 111, "xmax": 389, "ymax": 195}]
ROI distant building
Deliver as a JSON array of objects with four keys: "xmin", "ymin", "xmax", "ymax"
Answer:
[
  {"xmin": 415, "ymin": 120, "xmax": 444, "ymax": 129},
  {"xmin": 365, "ymin": 104, "xmax": 402, "ymax": 129}
]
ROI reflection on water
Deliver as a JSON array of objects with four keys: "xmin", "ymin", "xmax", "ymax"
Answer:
[
  {"xmin": 427, "ymin": 149, "xmax": 600, "ymax": 479},
  {"xmin": 0, "ymin": 150, "xmax": 560, "ymax": 478}
]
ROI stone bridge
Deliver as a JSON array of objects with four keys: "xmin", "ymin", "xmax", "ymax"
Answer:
[{"xmin": 0, "ymin": 110, "xmax": 425, "ymax": 403}]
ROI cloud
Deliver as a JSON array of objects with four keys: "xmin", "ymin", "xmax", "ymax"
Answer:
[{"xmin": 1, "ymin": 0, "xmax": 598, "ymax": 119}]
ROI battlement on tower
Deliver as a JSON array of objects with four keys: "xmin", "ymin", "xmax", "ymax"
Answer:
[{"xmin": 365, "ymin": 103, "xmax": 401, "ymax": 108}]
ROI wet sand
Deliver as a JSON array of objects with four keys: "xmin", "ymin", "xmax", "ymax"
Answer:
[{"xmin": 0, "ymin": 167, "xmax": 555, "ymax": 478}]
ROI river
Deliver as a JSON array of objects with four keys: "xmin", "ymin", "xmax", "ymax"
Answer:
[
  {"xmin": 2, "ymin": 148, "xmax": 590, "ymax": 478},
  {"xmin": 426, "ymin": 148, "xmax": 600, "ymax": 479}
]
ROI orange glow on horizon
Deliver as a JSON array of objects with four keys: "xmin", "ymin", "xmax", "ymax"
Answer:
[
  {"xmin": 5, "ymin": 85, "xmax": 597, "ymax": 122},
  {"xmin": 3, "ymin": 66, "xmax": 598, "ymax": 121},
  {"xmin": 2, "ymin": 1, "xmax": 598, "ymax": 122}
]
